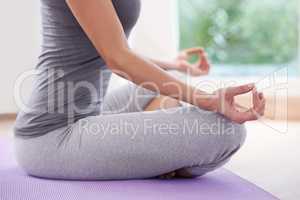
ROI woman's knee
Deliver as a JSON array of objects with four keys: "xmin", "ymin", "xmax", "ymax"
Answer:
[
  {"xmin": 222, "ymin": 118, "xmax": 247, "ymax": 153},
  {"xmin": 202, "ymin": 120, "xmax": 247, "ymax": 173}
]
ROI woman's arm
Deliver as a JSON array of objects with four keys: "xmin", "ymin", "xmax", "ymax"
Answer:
[
  {"xmin": 66, "ymin": 0, "xmax": 265, "ymax": 123},
  {"xmin": 148, "ymin": 59, "xmax": 179, "ymax": 71},
  {"xmin": 66, "ymin": 0, "xmax": 214, "ymax": 109}
]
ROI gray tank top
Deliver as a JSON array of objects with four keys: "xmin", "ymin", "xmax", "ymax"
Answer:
[{"xmin": 14, "ymin": 0, "xmax": 141, "ymax": 137}]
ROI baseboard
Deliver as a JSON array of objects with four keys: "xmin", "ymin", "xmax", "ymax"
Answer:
[
  {"xmin": 236, "ymin": 95, "xmax": 300, "ymax": 121},
  {"xmin": 0, "ymin": 113, "xmax": 17, "ymax": 121}
]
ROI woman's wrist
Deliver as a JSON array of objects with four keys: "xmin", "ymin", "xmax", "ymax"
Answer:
[
  {"xmin": 173, "ymin": 59, "xmax": 188, "ymax": 72},
  {"xmin": 193, "ymin": 89, "xmax": 219, "ymax": 112},
  {"xmin": 149, "ymin": 59, "xmax": 180, "ymax": 71}
]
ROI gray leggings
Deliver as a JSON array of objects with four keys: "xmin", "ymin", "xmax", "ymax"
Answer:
[{"xmin": 14, "ymin": 83, "xmax": 246, "ymax": 180}]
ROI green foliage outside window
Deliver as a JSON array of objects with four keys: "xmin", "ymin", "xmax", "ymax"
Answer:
[{"xmin": 178, "ymin": 0, "xmax": 299, "ymax": 65}]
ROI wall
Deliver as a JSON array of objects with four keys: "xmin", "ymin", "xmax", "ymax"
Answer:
[
  {"xmin": 0, "ymin": 1, "xmax": 41, "ymax": 113},
  {"xmin": 130, "ymin": 0, "xmax": 178, "ymax": 60},
  {"xmin": 0, "ymin": 0, "xmax": 178, "ymax": 113},
  {"xmin": 109, "ymin": 0, "xmax": 178, "ymax": 91}
]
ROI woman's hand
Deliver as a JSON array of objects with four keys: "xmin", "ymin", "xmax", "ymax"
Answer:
[
  {"xmin": 212, "ymin": 84, "xmax": 266, "ymax": 124},
  {"xmin": 175, "ymin": 47, "xmax": 211, "ymax": 76}
]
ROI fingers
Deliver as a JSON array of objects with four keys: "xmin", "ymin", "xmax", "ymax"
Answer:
[
  {"xmin": 239, "ymin": 109, "xmax": 259, "ymax": 123},
  {"xmin": 252, "ymin": 88, "xmax": 266, "ymax": 117},
  {"xmin": 226, "ymin": 87, "xmax": 266, "ymax": 124},
  {"xmin": 252, "ymin": 87, "xmax": 259, "ymax": 109},
  {"xmin": 227, "ymin": 83, "xmax": 255, "ymax": 97},
  {"xmin": 183, "ymin": 47, "xmax": 207, "ymax": 63},
  {"xmin": 199, "ymin": 51, "xmax": 210, "ymax": 68},
  {"xmin": 196, "ymin": 49, "xmax": 210, "ymax": 73},
  {"xmin": 234, "ymin": 103, "xmax": 248, "ymax": 112},
  {"xmin": 185, "ymin": 47, "xmax": 209, "ymax": 63},
  {"xmin": 179, "ymin": 47, "xmax": 211, "ymax": 76},
  {"xmin": 185, "ymin": 47, "xmax": 204, "ymax": 55},
  {"xmin": 259, "ymin": 92, "xmax": 264, "ymax": 100},
  {"xmin": 232, "ymin": 89, "xmax": 266, "ymax": 124},
  {"xmin": 230, "ymin": 109, "xmax": 254, "ymax": 124}
]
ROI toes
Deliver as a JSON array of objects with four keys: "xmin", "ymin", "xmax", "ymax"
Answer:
[
  {"xmin": 158, "ymin": 171, "xmax": 176, "ymax": 179},
  {"xmin": 175, "ymin": 168, "xmax": 196, "ymax": 178}
]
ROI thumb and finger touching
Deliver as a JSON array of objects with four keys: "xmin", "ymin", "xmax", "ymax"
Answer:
[
  {"xmin": 182, "ymin": 48, "xmax": 210, "ymax": 74},
  {"xmin": 238, "ymin": 88, "xmax": 266, "ymax": 123},
  {"xmin": 221, "ymin": 84, "xmax": 266, "ymax": 123}
]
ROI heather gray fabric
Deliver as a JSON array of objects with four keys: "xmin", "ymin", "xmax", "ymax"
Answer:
[
  {"xmin": 13, "ymin": 0, "xmax": 247, "ymax": 180},
  {"xmin": 14, "ymin": 83, "xmax": 247, "ymax": 180},
  {"xmin": 14, "ymin": 0, "xmax": 141, "ymax": 137}
]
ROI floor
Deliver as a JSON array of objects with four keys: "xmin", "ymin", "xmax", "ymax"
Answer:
[
  {"xmin": 226, "ymin": 121, "xmax": 300, "ymax": 200},
  {"xmin": 0, "ymin": 118, "xmax": 299, "ymax": 200}
]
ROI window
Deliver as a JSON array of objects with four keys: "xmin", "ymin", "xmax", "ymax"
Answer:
[{"xmin": 178, "ymin": 0, "xmax": 299, "ymax": 76}]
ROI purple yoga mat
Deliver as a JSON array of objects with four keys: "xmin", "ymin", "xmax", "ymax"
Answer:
[{"xmin": 0, "ymin": 136, "xmax": 278, "ymax": 200}]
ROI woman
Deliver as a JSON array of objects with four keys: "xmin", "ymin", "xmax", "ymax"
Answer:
[{"xmin": 14, "ymin": 0, "xmax": 265, "ymax": 180}]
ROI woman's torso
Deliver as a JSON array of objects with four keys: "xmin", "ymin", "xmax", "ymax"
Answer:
[{"xmin": 14, "ymin": 0, "xmax": 141, "ymax": 137}]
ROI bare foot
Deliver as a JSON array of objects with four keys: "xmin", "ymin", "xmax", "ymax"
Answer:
[
  {"xmin": 157, "ymin": 168, "xmax": 196, "ymax": 179},
  {"xmin": 175, "ymin": 168, "xmax": 195, "ymax": 178},
  {"xmin": 144, "ymin": 96, "xmax": 180, "ymax": 111},
  {"xmin": 158, "ymin": 171, "xmax": 176, "ymax": 179}
]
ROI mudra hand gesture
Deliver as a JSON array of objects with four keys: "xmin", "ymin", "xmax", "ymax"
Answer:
[
  {"xmin": 213, "ymin": 84, "xmax": 266, "ymax": 124},
  {"xmin": 175, "ymin": 47, "xmax": 210, "ymax": 76}
]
